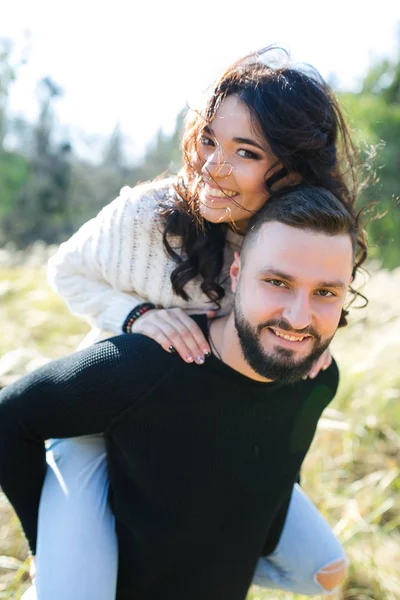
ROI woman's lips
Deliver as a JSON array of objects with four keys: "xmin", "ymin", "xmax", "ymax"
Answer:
[{"xmin": 200, "ymin": 183, "xmax": 239, "ymax": 204}]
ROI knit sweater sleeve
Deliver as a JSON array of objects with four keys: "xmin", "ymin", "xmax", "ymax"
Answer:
[
  {"xmin": 0, "ymin": 333, "xmax": 173, "ymax": 553},
  {"xmin": 47, "ymin": 180, "xmax": 173, "ymax": 334}
]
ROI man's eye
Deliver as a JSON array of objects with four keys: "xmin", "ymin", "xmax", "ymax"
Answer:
[
  {"xmin": 316, "ymin": 289, "xmax": 335, "ymax": 297},
  {"xmin": 267, "ymin": 280, "xmax": 286, "ymax": 288}
]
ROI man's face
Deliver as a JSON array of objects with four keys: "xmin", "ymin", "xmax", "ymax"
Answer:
[{"xmin": 231, "ymin": 222, "xmax": 354, "ymax": 383}]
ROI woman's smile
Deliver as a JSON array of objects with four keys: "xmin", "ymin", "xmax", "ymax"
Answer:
[{"xmin": 199, "ymin": 182, "xmax": 239, "ymax": 205}]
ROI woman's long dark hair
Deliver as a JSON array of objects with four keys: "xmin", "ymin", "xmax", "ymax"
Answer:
[{"xmin": 160, "ymin": 47, "xmax": 366, "ymax": 322}]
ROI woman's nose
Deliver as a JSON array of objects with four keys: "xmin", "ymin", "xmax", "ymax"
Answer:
[{"xmin": 202, "ymin": 155, "xmax": 233, "ymax": 179}]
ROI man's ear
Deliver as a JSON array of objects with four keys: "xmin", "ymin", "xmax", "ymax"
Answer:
[{"xmin": 230, "ymin": 251, "xmax": 241, "ymax": 293}]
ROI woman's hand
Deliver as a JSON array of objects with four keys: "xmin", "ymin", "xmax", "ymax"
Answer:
[
  {"xmin": 307, "ymin": 347, "xmax": 332, "ymax": 379},
  {"xmin": 130, "ymin": 308, "xmax": 215, "ymax": 365}
]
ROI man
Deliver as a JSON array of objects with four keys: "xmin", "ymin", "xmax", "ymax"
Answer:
[{"xmin": 0, "ymin": 185, "xmax": 358, "ymax": 600}]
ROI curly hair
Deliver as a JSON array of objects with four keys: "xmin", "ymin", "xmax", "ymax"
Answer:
[{"xmin": 161, "ymin": 47, "xmax": 366, "ymax": 322}]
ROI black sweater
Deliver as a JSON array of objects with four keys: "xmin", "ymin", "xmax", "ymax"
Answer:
[{"xmin": 0, "ymin": 317, "xmax": 339, "ymax": 600}]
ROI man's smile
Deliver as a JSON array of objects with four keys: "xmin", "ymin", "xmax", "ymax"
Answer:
[{"xmin": 266, "ymin": 327, "xmax": 313, "ymax": 348}]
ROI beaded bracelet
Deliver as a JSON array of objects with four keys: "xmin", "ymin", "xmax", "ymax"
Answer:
[{"xmin": 122, "ymin": 303, "xmax": 156, "ymax": 334}]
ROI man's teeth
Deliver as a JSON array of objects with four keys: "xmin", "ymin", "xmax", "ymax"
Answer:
[
  {"xmin": 273, "ymin": 330, "xmax": 307, "ymax": 342},
  {"xmin": 204, "ymin": 186, "xmax": 238, "ymax": 198}
]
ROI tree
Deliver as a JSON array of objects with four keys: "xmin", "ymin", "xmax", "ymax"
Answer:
[
  {"xmin": 1, "ymin": 77, "xmax": 73, "ymax": 246},
  {"xmin": 341, "ymin": 85, "xmax": 400, "ymax": 268},
  {"xmin": 134, "ymin": 109, "xmax": 185, "ymax": 183},
  {"xmin": 361, "ymin": 29, "xmax": 400, "ymax": 105},
  {"xmin": 0, "ymin": 38, "xmax": 16, "ymax": 150},
  {"xmin": 0, "ymin": 39, "xmax": 31, "ymax": 239}
]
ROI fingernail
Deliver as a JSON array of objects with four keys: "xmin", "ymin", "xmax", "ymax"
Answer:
[
  {"xmin": 196, "ymin": 356, "xmax": 205, "ymax": 364},
  {"xmin": 204, "ymin": 350, "xmax": 211, "ymax": 358},
  {"xmin": 309, "ymin": 371, "xmax": 316, "ymax": 379},
  {"xmin": 322, "ymin": 365, "xmax": 329, "ymax": 370},
  {"xmin": 186, "ymin": 355, "xmax": 194, "ymax": 363},
  {"xmin": 168, "ymin": 346, "xmax": 176, "ymax": 353},
  {"xmin": 302, "ymin": 375, "xmax": 308, "ymax": 380}
]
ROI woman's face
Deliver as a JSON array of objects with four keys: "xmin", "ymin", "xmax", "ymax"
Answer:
[{"xmin": 196, "ymin": 94, "xmax": 282, "ymax": 232}]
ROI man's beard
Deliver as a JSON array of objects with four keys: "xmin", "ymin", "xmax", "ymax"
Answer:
[{"xmin": 234, "ymin": 299, "xmax": 333, "ymax": 384}]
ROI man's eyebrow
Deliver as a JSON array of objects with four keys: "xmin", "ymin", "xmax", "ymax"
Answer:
[
  {"xmin": 203, "ymin": 126, "xmax": 265, "ymax": 152},
  {"xmin": 259, "ymin": 268, "xmax": 296, "ymax": 282},
  {"xmin": 259, "ymin": 268, "xmax": 346, "ymax": 289},
  {"xmin": 317, "ymin": 280, "xmax": 347, "ymax": 290}
]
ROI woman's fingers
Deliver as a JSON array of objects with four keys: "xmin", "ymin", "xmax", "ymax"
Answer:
[
  {"xmin": 130, "ymin": 308, "xmax": 211, "ymax": 364},
  {"xmin": 168, "ymin": 310, "xmax": 213, "ymax": 358},
  {"xmin": 133, "ymin": 320, "xmax": 182, "ymax": 355}
]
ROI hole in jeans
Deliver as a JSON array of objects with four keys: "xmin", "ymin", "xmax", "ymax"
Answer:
[{"xmin": 315, "ymin": 558, "xmax": 347, "ymax": 592}]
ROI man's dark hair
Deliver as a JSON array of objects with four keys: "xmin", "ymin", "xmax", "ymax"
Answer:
[{"xmin": 241, "ymin": 185, "xmax": 365, "ymax": 327}]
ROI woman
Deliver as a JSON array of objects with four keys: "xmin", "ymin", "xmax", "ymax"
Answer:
[{"xmin": 34, "ymin": 47, "xmax": 364, "ymax": 598}]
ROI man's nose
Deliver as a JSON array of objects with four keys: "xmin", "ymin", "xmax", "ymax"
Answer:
[{"xmin": 282, "ymin": 294, "xmax": 313, "ymax": 331}]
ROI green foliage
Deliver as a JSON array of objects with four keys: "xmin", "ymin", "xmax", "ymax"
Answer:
[
  {"xmin": 360, "ymin": 43, "xmax": 400, "ymax": 104},
  {"xmin": 340, "ymin": 92, "xmax": 400, "ymax": 268},
  {"xmin": 0, "ymin": 151, "xmax": 30, "ymax": 218},
  {"xmin": 0, "ymin": 38, "xmax": 16, "ymax": 149},
  {"xmin": 134, "ymin": 109, "xmax": 185, "ymax": 183}
]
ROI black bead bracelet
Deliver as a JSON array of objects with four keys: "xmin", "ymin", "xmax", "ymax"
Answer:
[{"xmin": 122, "ymin": 303, "xmax": 156, "ymax": 334}]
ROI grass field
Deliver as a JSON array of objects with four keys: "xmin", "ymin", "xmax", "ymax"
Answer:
[{"xmin": 0, "ymin": 245, "xmax": 399, "ymax": 599}]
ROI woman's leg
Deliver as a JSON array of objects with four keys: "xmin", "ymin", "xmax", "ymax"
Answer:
[
  {"xmin": 252, "ymin": 483, "xmax": 348, "ymax": 595},
  {"xmin": 35, "ymin": 436, "xmax": 118, "ymax": 600}
]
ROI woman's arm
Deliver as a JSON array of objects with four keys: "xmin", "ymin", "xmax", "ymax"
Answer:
[
  {"xmin": 47, "ymin": 183, "xmax": 167, "ymax": 335},
  {"xmin": 48, "ymin": 180, "xmax": 214, "ymax": 361}
]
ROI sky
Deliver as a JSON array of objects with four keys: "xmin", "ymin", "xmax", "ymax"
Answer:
[{"xmin": 2, "ymin": 0, "xmax": 400, "ymax": 159}]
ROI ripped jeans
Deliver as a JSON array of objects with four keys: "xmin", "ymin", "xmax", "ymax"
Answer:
[
  {"xmin": 34, "ymin": 436, "xmax": 347, "ymax": 599},
  {"xmin": 253, "ymin": 483, "xmax": 348, "ymax": 594}
]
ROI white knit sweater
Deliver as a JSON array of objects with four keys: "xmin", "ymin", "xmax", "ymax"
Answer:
[{"xmin": 48, "ymin": 178, "xmax": 242, "ymax": 344}]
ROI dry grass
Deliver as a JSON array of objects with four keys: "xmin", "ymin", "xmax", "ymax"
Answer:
[{"xmin": 0, "ymin": 246, "xmax": 399, "ymax": 599}]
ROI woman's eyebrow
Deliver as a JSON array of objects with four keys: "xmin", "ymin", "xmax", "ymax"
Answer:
[
  {"xmin": 203, "ymin": 126, "xmax": 265, "ymax": 152},
  {"xmin": 232, "ymin": 137, "xmax": 265, "ymax": 151}
]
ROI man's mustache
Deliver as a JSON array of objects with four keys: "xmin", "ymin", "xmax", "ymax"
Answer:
[{"xmin": 257, "ymin": 319, "xmax": 318, "ymax": 339}]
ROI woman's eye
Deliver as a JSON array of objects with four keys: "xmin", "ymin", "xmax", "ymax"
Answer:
[
  {"xmin": 237, "ymin": 149, "xmax": 259, "ymax": 159},
  {"xmin": 199, "ymin": 135, "xmax": 215, "ymax": 147}
]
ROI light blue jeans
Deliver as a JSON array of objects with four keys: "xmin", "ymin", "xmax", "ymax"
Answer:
[{"xmin": 34, "ymin": 436, "xmax": 347, "ymax": 599}]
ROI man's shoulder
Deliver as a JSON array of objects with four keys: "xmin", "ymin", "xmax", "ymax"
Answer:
[
  {"xmin": 295, "ymin": 358, "xmax": 339, "ymax": 411},
  {"xmin": 98, "ymin": 331, "xmax": 179, "ymax": 373},
  {"xmin": 315, "ymin": 358, "xmax": 339, "ymax": 395},
  {"xmin": 284, "ymin": 360, "xmax": 340, "ymax": 454},
  {"xmin": 99, "ymin": 316, "xmax": 209, "ymax": 391},
  {"xmin": 86, "ymin": 314, "xmax": 206, "ymax": 382}
]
